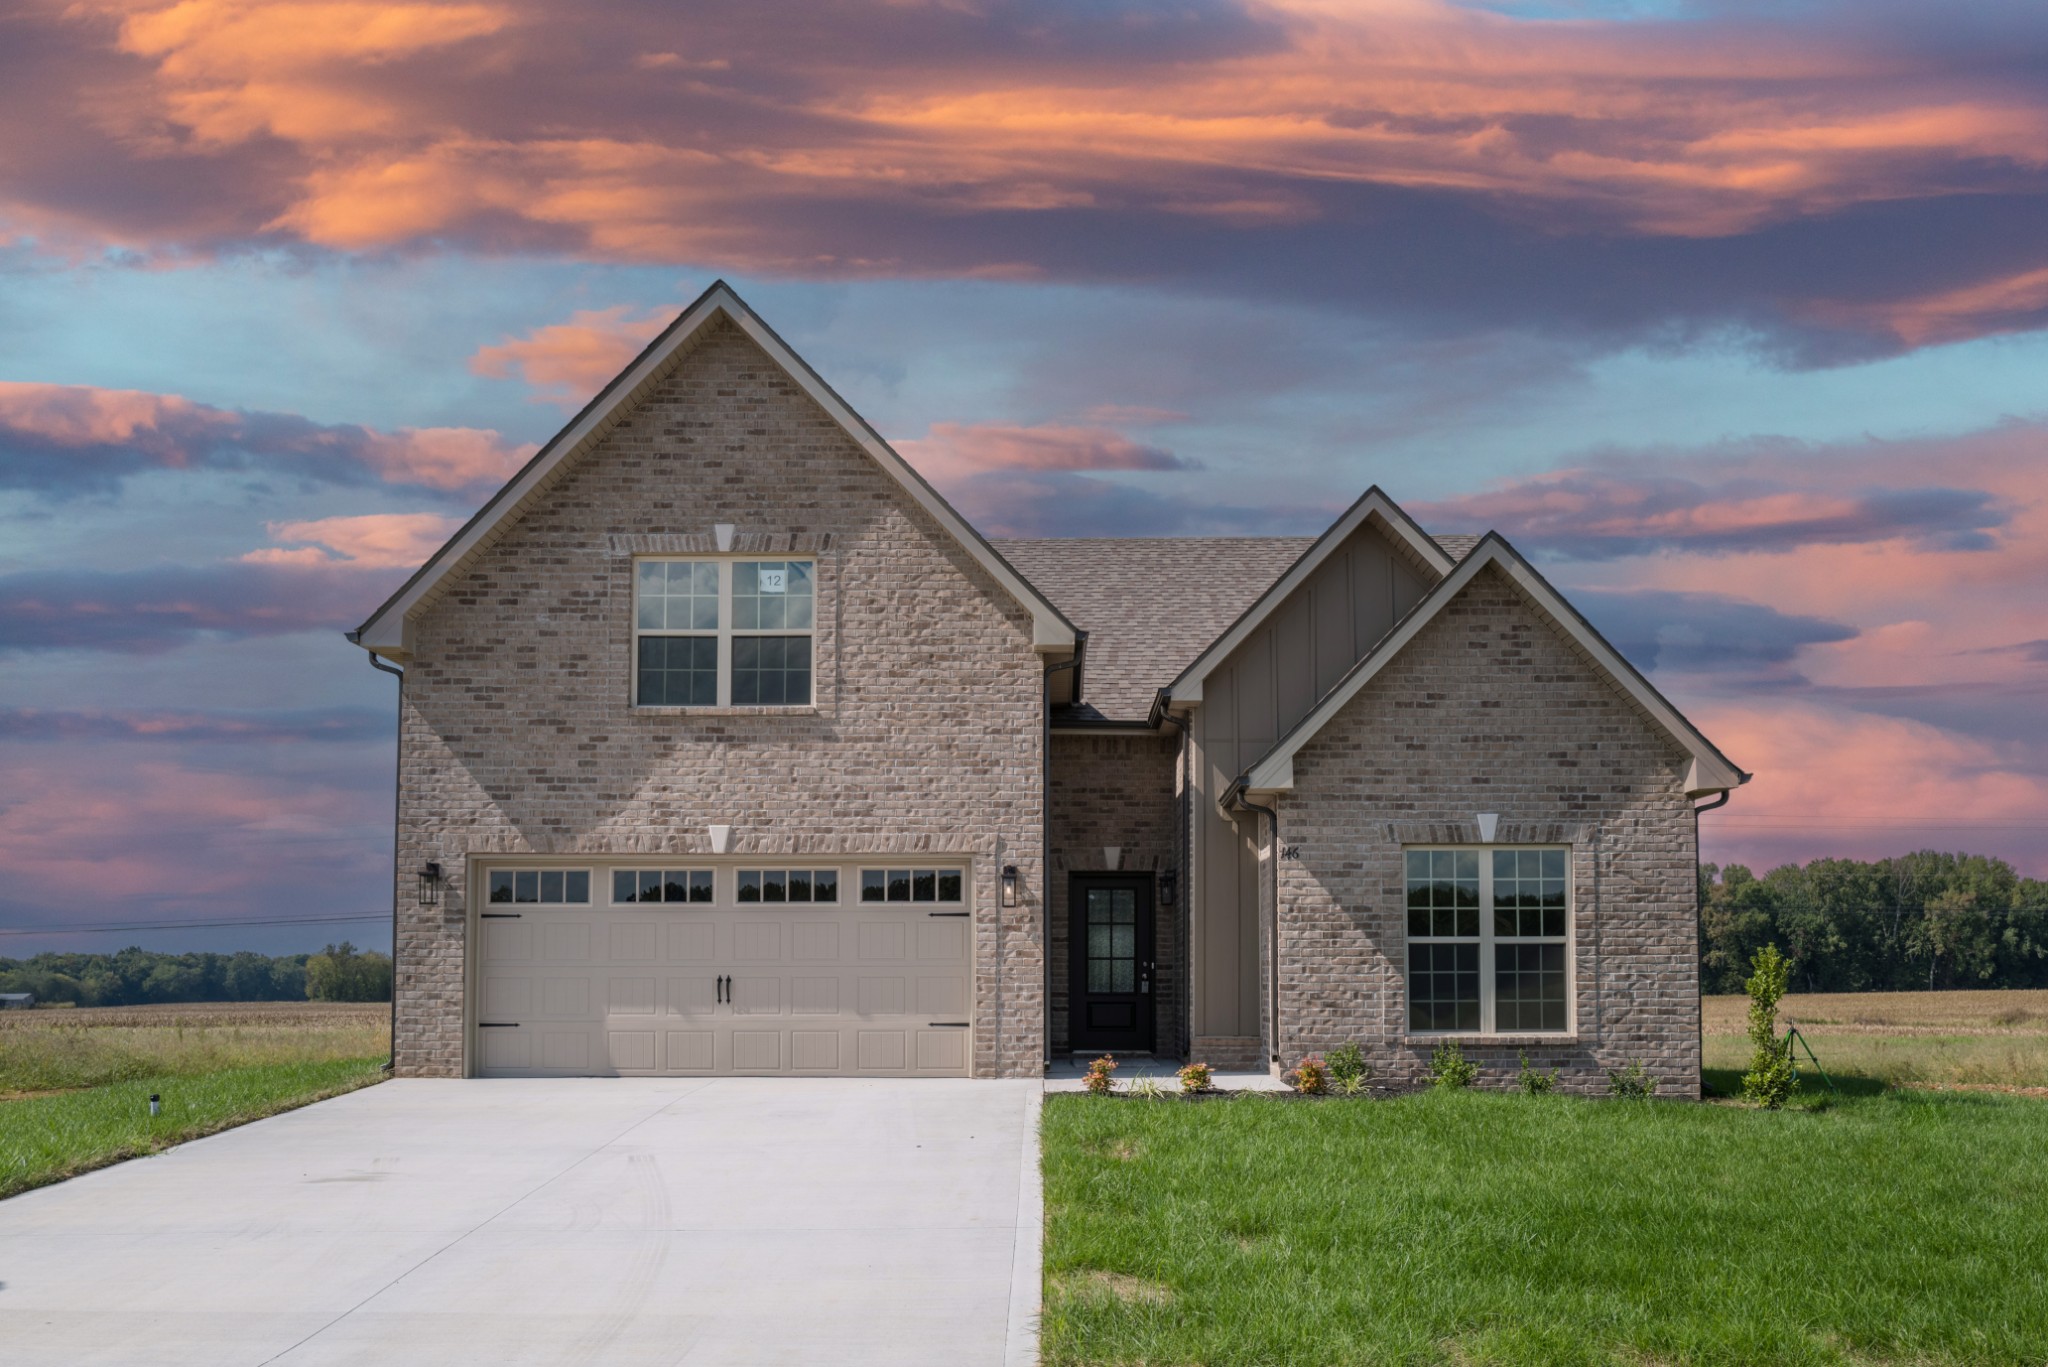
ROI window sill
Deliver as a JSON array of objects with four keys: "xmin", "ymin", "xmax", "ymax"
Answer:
[
  {"xmin": 633, "ymin": 705, "xmax": 820, "ymax": 717},
  {"xmin": 1403, "ymin": 1034, "xmax": 1579, "ymax": 1047}
]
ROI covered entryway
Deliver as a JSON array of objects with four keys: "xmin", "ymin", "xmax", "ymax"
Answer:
[{"xmin": 472, "ymin": 861, "xmax": 974, "ymax": 1077}]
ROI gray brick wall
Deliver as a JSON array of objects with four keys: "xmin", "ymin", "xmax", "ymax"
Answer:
[
  {"xmin": 1047, "ymin": 732, "xmax": 1182, "ymax": 1057},
  {"xmin": 391, "ymin": 318, "xmax": 1049, "ymax": 1078},
  {"xmin": 1273, "ymin": 563, "xmax": 1701, "ymax": 1096}
]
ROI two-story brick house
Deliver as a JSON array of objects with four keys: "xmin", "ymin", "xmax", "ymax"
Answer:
[{"xmin": 350, "ymin": 282, "xmax": 1746, "ymax": 1092}]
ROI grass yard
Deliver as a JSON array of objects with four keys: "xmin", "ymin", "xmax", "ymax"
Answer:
[
  {"xmin": 1704, "ymin": 988, "xmax": 2048, "ymax": 1093},
  {"xmin": 0, "ymin": 1002, "xmax": 388, "ymax": 1199},
  {"xmin": 1043, "ymin": 1087, "xmax": 2048, "ymax": 1366}
]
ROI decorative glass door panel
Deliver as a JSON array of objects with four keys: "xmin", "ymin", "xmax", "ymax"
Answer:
[{"xmin": 1069, "ymin": 875, "xmax": 1154, "ymax": 1052}]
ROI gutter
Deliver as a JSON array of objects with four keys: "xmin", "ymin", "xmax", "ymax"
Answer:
[
  {"xmin": 1040, "ymin": 638, "xmax": 1085, "ymax": 1070},
  {"xmin": 350, "ymin": 630, "xmax": 403, "ymax": 1074},
  {"xmin": 1690, "ymin": 788, "xmax": 1732, "ymax": 1097},
  {"xmin": 1154, "ymin": 689, "xmax": 1190, "ymax": 1059},
  {"xmin": 1223, "ymin": 776, "xmax": 1282, "ymax": 1068}
]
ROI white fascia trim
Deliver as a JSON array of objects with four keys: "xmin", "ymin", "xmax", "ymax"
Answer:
[
  {"xmin": 1166, "ymin": 487, "xmax": 1455, "ymax": 705},
  {"xmin": 1241, "ymin": 536, "xmax": 1748, "ymax": 797},
  {"xmin": 354, "ymin": 281, "xmax": 1076, "ymax": 656}
]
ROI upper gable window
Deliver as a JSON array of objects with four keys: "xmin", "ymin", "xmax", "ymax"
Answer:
[{"xmin": 635, "ymin": 559, "xmax": 814, "ymax": 708}]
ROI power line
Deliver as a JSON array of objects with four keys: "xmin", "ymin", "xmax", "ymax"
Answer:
[{"xmin": 0, "ymin": 913, "xmax": 389, "ymax": 939}]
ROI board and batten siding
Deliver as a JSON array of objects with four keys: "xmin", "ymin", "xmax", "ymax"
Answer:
[{"xmin": 1187, "ymin": 522, "xmax": 1434, "ymax": 1066}]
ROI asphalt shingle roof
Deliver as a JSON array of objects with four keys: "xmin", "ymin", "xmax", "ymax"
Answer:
[{"xmin": 993, "ymin": 532, "xmax": 1483, "ymax": 724}]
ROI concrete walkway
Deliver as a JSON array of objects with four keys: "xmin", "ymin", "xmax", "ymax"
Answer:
[{"xmin": 0, "ymin": 1078, "xmax": 1043, "ymax": 1366}]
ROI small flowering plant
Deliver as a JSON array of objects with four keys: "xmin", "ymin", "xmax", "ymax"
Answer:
[
  {"xmin": 1177, "ymin": 1061, "xmax": 1214, "ymax": 1095},
  {"xmin": 1286, "ymin": 1054, "xmax": 1328, "ymax": 1096},
  {"xmin": 1083, "ymin": 1054, "xmax": 1119, "ymax": 1095}
]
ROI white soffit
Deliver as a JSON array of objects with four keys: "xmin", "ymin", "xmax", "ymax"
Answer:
[
  {"xmin": 1240, "ymin": 535, "xmax": 1749, "ymax": 798},
  {"xmin": 1166, "ymin": 487, "xmax": 1456, "ymax": 705},
  {"xmin": 352, "ymin": 281, "xmax": 1077, "ymax": 656}
]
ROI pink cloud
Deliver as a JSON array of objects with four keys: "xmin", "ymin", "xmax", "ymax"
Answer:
[
  {"xmin": 3, "ymin": 2, "xmax": 2043, "ymax": 350},
  {"xmin": 896, "ymin": 420, "xmax": 1193, "ymax": 489},
  {"xmin": 0, "ymin": 381, "xmax": 532, "ymax": 494},
  {"xmin": 243, "ymin": 512, "xmax": 461, "ymax": 568},
  {"xmin": 0, "ymin": 752, "xmax": 382, "ymax": 907},
  {"xmin": 1695, "ymin": 699, "xmax": 2048, "ymax": 875},
  {"xmin": 469, "ymin": 305, "xmax": 672, "ymax": 406}
]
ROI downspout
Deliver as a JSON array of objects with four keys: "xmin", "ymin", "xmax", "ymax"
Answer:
[
  {"xmin": 1225, "ymin": 779, "xmax": 1282, "ymax": 1068},
  {"xmin": 1041, "ymin": 640, "xmax": 1084, "ymax": 1070},
  {"xmin": 355, "ymin": 636, "xmax": 403, "ymax": 1074},
  {"xmin": 1690, "ymin": 789, "xmax": 1731, "ymax": 1095},
  {"xmin": 1154, "ymin": 690, "xmax": 1190, "ymax": 1060}
]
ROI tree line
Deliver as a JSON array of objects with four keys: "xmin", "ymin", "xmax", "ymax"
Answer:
[
  {"xmin": 1700, "ymin": 851, "xmax": 2048, "ymax": 994},
  {"xmin": 0, "ymin": 942, "xmax": 392, "ymax": 1006}
]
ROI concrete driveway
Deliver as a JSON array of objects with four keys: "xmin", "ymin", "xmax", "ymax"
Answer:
[{"xmin": 0, "ymin": 1078, "xmax": 1043, "ymax": 1366}]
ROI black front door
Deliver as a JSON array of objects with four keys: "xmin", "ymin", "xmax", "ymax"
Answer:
[{"xmin": 1069, "ymin": 876, "xmax": 1155, "ymax": 1052}]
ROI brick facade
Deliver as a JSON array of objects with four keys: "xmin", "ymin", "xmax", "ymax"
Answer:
[
  {"xmin": 391, "ymin": 318, "xmax": 1049, "ymax": 1078},
  {"xmin": 1047, "ymin": 732, "xmax": 1183, "ymax": 1057},
  {"xmin": 1273, "ymin": 564, "xmax": 1701, "ymax": 1095}
]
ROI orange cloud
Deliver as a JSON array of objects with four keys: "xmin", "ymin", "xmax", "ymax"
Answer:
[
  {"xmin": 243, "ymin": 511, "xmax": 460, "ymax": 568},
  {"xmin": 42, "ymin": 0, "xmax": 2048, "ymax": 276},
  {"xmin": 895, "ymin": 420, "xmax": 1192, "ymax": 488},
  {"xmin": 357, "ymin": 426, "xmax": 532, "ymax": 488},
  {"xmin": 469, "ymin": 304, "xmax": 673, "ymax": 405},
  {"xmin": 1806, "ymin": 265, "xmax": 2048, "ymax": 348}
]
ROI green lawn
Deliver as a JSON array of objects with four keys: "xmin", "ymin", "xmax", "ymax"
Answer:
[
  {"xmin": 1042, "ymin": 1088, "xmax": 2048, "ymax": 1366},
  {"xmin": 0, "ymin": 1057, "xmax": 385, "ymax": 1199}
]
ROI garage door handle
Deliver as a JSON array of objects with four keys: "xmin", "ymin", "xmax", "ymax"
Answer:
[
  {"xmin": 928, "ymin": 1021, "xmax": 969, "ymax": 1028},
  {"xmin": 481, "ymin": 913, "xmax": 520, "ymax": 919},
  {"xmin": 479, "ymin": 1022, "xmax": 519, "ymax": 1028},
  {"xmin": 927, "ymin": 911, "xmax": 969, "ymax": 918},
  {"xmin": 717, "ymin": 975, "xmax": 729, "ymax": 1003}
]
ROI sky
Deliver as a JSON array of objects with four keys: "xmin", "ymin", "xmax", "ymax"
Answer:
[{"xmin": 2, "ymin": 0, "xmax": 2046, "ymax": 956}]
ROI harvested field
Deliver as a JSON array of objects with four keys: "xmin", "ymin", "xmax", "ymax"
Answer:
[
  {"xmin": 0, "ymin": 1001, "xmax": 388, "ymax": 1096},
  {"xmin": 1704, "ymin": 989, "xmax": 2048, "ymax": 1091}
]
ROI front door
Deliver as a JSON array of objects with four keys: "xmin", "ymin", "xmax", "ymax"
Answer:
[{"xmin": 1069, "ymin": 876, "xmax": 1154, "ymax": 1052}]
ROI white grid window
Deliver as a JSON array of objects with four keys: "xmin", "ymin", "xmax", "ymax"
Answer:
[
  {"xmin": 487, "ymin": 869, "xmax": 591, "ymax": 904},
  {"xmin": 635, "ymin": 559, "xmax": 813, "ymax": 707},
  {"xmin": 859, "ymin": 868, "xmax": 965, "ymax": 903},
  {"xmin": 1406, "ymin": 847, "xmax": 1571, "ymax": 1034}
]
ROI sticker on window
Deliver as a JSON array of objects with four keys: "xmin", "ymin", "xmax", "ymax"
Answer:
[{"xmin": 757, "ymin": 567, "xmax": 786, "ymax": 594}]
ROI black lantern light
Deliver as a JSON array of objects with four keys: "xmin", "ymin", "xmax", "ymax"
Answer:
[
  {"xmin": 1159, "ymin": 869, "xmax": 1178, "ymax": 906},
  {"xmin": 417, "ymin": 861, "xmax": 443, "ymax": 906},
  {"xmin": 1000, "ymin": 864, "xmax": 1019, "ymax": 907}
]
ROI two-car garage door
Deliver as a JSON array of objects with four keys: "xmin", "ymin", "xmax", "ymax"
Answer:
[{"xmin": 473, "ymin": 864, "xmax": 974, "ymax": 1077}]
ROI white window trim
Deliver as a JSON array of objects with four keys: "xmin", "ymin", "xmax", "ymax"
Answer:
[
  {"xmin": 633, "ymin": 556, "xmax": 816, "ymax": 709},
  {"xmin": 1405, "ymin": 844, "xmax": 1575, "ymax": 1037}
]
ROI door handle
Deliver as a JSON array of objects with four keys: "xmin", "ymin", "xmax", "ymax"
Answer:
[{"xmin": 716, "ymin": 975, "xmax": 727, "ymax": 1004}]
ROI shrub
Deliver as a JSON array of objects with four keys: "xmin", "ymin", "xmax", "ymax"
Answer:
[
  {"xmin": 1428, "ymin": 1040, "xmax": 1478, "ymax": 1089},
  {"xmin": 1128, "ymin": 1074, "xmax": 1166, "ymax": 1100},
  {"xmin": 1326, "ymin": 1042, "xmax": 1371, "ymax": 1095},
  {"xmin": 1176, "ymin": 1061, "xmax": 1213, "ymax": 1095},
  {"xmin": 1517, "ymin": 1051, "xmax": 1558, "ymax": 1095},
  {"xmin": 1607, "ymin": 1059, "xmax": 1657, "ymax": 1099},
  {"xmin": 1083, "ymin": 1055, "xmax": 1118, "ymax": 1096},
  {"xmin": 1286, "ymin": 1055, "xmax": 1328, "ymax": 1096},
  {"xmin": 1741, "ymin": 944, "xmax": 1798, "ymax": 1110}
]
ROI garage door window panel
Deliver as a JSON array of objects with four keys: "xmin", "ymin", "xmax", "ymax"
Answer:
[
  {"xmin": 859, "ymin": 868, "xmax": 965, "ymax": 903},
  {"xmin": 489, "ymin": 869, "xmax": 592, "ymax": 904},
  {"xmin": 613, "ymin": 869, "xmax": 714, "ymax": 904},
  {"xmin": 739, "ymin": 869, "xmax": 839, "ymax": 903}
]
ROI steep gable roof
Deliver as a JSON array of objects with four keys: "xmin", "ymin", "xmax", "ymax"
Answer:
[
  {"xmin": 995, "ymin": 537, "xmax": 1315, "ymax": 723},
  {"xmin": 1163, "ymin": 487, "xmax": 1455, "ymax": 706},
  {"xmin": 1239, "ymin": 534, "xmax": 1749, "ymax": 798},
  {"xmin": 351, "ymin": 281, "xmax": 1077, "ymax": 658}
]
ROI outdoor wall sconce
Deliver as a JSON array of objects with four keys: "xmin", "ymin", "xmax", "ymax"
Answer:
[
  {"xmin": 1001, "ymin": 864, "xmax": 1019, "ymax": 907},
  {"xmin": 1159, "ymin": 869, "xmax": 1178, "ymax": 906},
  {"xmin": 417, "ymin": 861, "xmax": 443, "ymax": 906}
]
